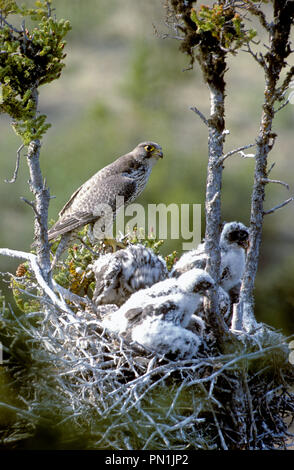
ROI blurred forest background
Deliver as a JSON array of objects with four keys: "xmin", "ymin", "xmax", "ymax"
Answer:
[{"xmin": 0, "ymin": 0, "xmax": 293, "ymax": 334}]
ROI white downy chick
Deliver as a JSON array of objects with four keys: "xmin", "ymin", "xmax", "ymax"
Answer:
[
  {"xmin": 171, "ymin": 221, "xmax": 249, "ymax": 294},
  {"xmin": 102, "ymin": 269, "xmax": 213, "ymax": 358},
  {"xmin": 92, "ymin": 244, "xmax": 168, "ymax": 307},
  {"xmin": 219, "ymin": 221, "xmax": 249, "ymax": 292}
]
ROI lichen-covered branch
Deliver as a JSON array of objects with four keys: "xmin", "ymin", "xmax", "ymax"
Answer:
[
  {"xmin": 22, "ymin": 89, "xmax": 51, "ymax": 283},
  {"xmin": 237, "ymin": 1, "xmax": 294, "ymax": 331},
  {"xmin": 191, "ymin": 37, "xmax": 229, "ymax": 343},
  {"xmin": 26, "ymin": 136, "xmax": 51, "ymax": 283},
  {"xmin": 165, "ymin": 1, "xmax": 251, "ymax": 347},
  {"xmin": 204, "ymin": 82, "xmax": 231, "ymax": 345}
]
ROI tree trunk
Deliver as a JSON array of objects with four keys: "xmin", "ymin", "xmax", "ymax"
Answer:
[
  {"xmin": 204, "ymin": 84, "xmax": 231, "ymax": 345},
  {"xmin": 26, "ymin": 90, "xmax": 51, "ymax": 284}
]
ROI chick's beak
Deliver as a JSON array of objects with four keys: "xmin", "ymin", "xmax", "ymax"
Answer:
[
  {"xmin": 205, "ymin": 285, "xmax": 214, "ymax": 294},
  {"xmin": 198, "ymin": 281, "xmax": 214, "ymax": 295},
  {"xmin": 240, "ymin": 239, "xmax": 250, "ymax": 250}
]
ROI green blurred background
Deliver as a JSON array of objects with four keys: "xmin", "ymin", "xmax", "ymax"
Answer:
[{"xmin": 0, "ymin": 0, "xmax": 293, "ymax": 334}]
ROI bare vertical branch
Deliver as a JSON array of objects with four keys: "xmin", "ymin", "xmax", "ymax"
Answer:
[
  {"xmin": 25, "ymin": 89, "xmax": 51, "ymax": 283},
  {"xmin": 204, "ymin": 82, "xmax": 231, "ymax": 345},
  {"xmin": 26, "ymin": 139, "xmax": 51, "ymax": 280},
  {"xmin": 196, "ymin": 32, "xmax": 233, "ymax": 346},
  {"xmin": 237, "ymin": 0, "xmax": 294, "ymax": 331},
  {"xmin": 163, "ymin": 0, "xmax": 239, "ymax": 347}
]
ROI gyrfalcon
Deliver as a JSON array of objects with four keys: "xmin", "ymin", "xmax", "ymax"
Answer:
[{"xmin": 48, "ymin": 142, "xmax": 163, "ymax": 261}]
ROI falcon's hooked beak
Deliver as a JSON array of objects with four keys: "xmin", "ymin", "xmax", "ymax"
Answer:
[{"xmin": 153, "ymin": 149, "xmax": 163, "ymax": 159}]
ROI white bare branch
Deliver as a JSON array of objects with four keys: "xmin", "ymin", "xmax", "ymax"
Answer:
[
  {"xmin": 274, "ymin": 98, "xmax": 290, "ymax": 114},
  {"xmin": 190, "ymin": 105, "xmax": 209, "ymax": 126},
  {"xmin": 263, "ymin": 196, "xmax": 294, "ymax": 216},
  {"xmin": 218, "ymin": 143, "xmax": 256, "ymax": 166},
  {"xmin": 0, "ymin": 247, "xmax": 76, "ymax": 321},
  {"xmin": 260, "ymin": 177, "xmax": 290, "ymax": 191}
]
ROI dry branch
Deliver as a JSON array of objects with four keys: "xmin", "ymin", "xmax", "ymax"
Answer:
[
  {"xmin": 218, "ymin": 143, "xmax": 256, "ymax": 166},
  {"xmin": 0, "ymin": 248, "xmax": 76, "ymax": 322},
  {"xmin": 263, "ymin": 196, "xmax": 294, "ymax": 216},
  {"xmin": 190, "ymin": 105, "xmax": 209, "ymax": 126},
  {"xmin": 4, "ymin": 144, "xmax": 24, "ymax": 184}
]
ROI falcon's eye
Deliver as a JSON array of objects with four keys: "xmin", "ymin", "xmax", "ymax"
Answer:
[{"xmin": 144, "ymin": 144, "xmax": 155, "ymax": 152}]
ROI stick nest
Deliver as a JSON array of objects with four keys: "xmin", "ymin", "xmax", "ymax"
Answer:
[{"xmin": 0, "ymin": 287, "xmax": 293, "ymax": 450}]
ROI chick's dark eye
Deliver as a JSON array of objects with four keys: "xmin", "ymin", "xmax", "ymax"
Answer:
[
  {"xmin": 144, "ymin": 145, "xmax": 154, "ymax": 152},
  {"xmin": 228, "ymin": 231, "xmax": 239, "ymax": 242}
]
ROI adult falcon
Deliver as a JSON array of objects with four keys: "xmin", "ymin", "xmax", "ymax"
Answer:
[{"xmin": 48, "ymin": 141, "xmax": 163, "ymax": 262}]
